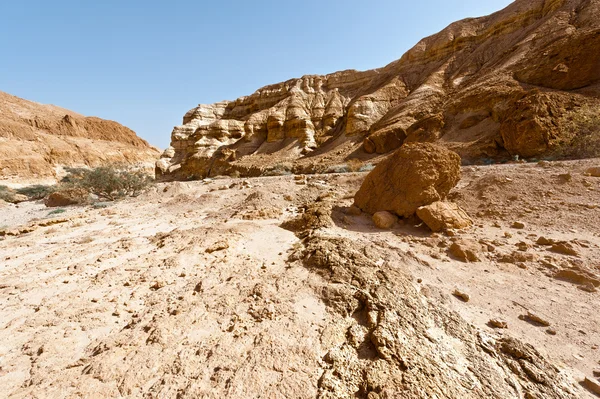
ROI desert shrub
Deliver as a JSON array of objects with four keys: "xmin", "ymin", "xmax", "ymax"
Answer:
[
  {"xmin": 346, "ymin": 158, "xmax": 365, "ymax": 172},
  {"xmin": 326, "ymin": 164, "xmax": 351, "ymax": 174},
  {"xmin": 358, "ymin": 163, "xmax": 376, "ymax": 172},
  {"xmin": 263, "ymin": 164, "xmax": 293, "ymax": 176},
  {"xmin": 555, "ymin": 106, "xmax": 600, "ymax": 159},
  {"xmin": 47, "ymin": 208, "xmax": 66, "ymax": 216},
  {"xmin": 0, "ymin": 185, "xmax": 16, "ymax": 203},
  {"xmin": 16, "ymin": 184, "xmax": 55, "ymax": 200},
  {"xmin": 62, "ymin": 165, "xmax": 153, "ymax": 201}
]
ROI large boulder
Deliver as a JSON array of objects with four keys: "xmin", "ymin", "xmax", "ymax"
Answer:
[
  {"xmin": 416, "ymin": 201, "xmax": 473, "ymax": 232},
  {"xmin": 354, "ymin": 143, "xmax": 461, "ymax": 217}
]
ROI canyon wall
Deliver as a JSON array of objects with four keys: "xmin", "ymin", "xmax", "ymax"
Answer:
[{"xmin": 158, "ymin": 0, "xmax": 600, "ymax": 180}]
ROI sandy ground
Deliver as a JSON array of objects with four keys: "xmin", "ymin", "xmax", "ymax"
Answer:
[{"xmin": 0, "ymin": 159, "xmax": 599, "ymax": 398}]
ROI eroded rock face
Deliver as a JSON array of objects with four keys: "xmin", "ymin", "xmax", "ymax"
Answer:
[
  {"xmin": 0, "ymin": 91, "xmax": 159, "ymax": 181},
  {"xmin": 290, "ymin": 201, "xmax": 577, "ymax": 398},
  {"xmin": 158, "ymin": 0, "xmax": 600, "ymax": 180},
  {"xmin": 354, "ymin": 143, "xmax": 461, "ymax": 217}
]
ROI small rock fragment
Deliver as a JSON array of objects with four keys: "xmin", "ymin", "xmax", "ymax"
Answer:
[
  {"xmin": 452, "ymin": 289, "xmax": 470, "ymax": 302},
  {"xmin": 416, "ymin": 201, "xmax": 473, "ymax": 232},
  {"xmin": 489, "ymin": 319, "xmax": 508, "ymax": 329},
  {"xmin": 550, "ymin": 242, "xmax": 579, "ymax": 257},
  {"xmin": 372, "ymin": 211, "xmax": 398, "ymax": 229},
  {"xmin": 583, "ymin": 377, "xmax": 600, "ymax": 395},
  {"xmin": 585, "ymin": 167, "xmax": 600, "ymax": 177},
  {"xmin": 520, "ymin": 311, "xmax": 551, "ymax": 327},
  {"xmin": 512, "ymin": 221, "xmax": 526, "ymax": 229},
  {"xmin": 206, "ymin": 240, "xmax": 229, "ymax": 254},
  {"xmin": 537, "ymin": 236, "xmax": 555, "ymax": 246},
  {"xmin": 448, "ymin": 239, "xmax": 481, "ymax": 262}
]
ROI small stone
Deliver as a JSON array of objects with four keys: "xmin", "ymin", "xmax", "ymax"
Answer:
[
  {"xmin": 537, "ymin": 236, "xmax": 554, "ymax": 246},
  {"xmin": 583, "ymin": 377, "xmax": 600, "ymax": 395},
  {"xmin": 519, "ymin": 311, "xmax": 551, "ymax": 327},
  {"xmin": 558, "ymin": 173, "xmax": 572, "ymax": 182},
  {"xmin": 205, "ymin": 240, "xmax": 229, "ymax": 254},
  {"xmin": 512, "ymin": 221, "xmax": 526, "ymax": 229},
  {"xmin": 452, "ymin": 289, "xmax": 470, "ymax": 302},
  {"xmin": 283, "ymin": 194, "xmax": 293, "ymax": 201},
  {"xmin": 489, "ymin": 319, "xmax": 508, "ymax": 329},
  {"xmin": 546, "ymin": 328, "xmax": 557, "ymax": 335},
  {"xmin": 448, "ymin": 239, "xmax": 481, "ymax": 262},
  {"xmin": 372, "ymin": 211, "xmax": 398, "ymax": 229},
  {"xmin": 293, "ymin": 175, "xmax": 305, "ymax": 181},
  {"xmin": 150, "ymin": 281, "xmax": 165, "ymax": 290},
  {"xmin": 593, "ymin": 369, "xmax": 600, "ymax": 377},
  {"xmin": 584, "ymin": 167, "xmax": 600, "ymax": 177},
  {"xmin": 416, "ymin": 201, "xmax": 473, "ymax": 232},
  {"xmin": 346, "ymin": 205, "xmax": 362, "ymax": 216}
]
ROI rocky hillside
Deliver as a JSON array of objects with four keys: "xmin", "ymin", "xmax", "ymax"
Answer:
[
  {"xmin": 157, "ymin": 0, "xmax": 600, "ymax": 180},
  {"xmin": 0, "ymin": 91, "xmax": 159, "ymax": 181}
]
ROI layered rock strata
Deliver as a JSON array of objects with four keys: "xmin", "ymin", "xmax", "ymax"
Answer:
[{"xmin": 158, "ymin": 0, "xmax": 600, "ymax": 180}]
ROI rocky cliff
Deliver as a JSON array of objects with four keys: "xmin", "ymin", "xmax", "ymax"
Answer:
[
  {"xmin": 158, "ymin": 0, "xmax": 600, "ymax": 180},
  {"xmin": 0, "ymin": 91, "xmax": 160, "ymax": 181}
]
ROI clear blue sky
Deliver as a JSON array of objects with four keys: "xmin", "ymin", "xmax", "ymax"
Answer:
[{"xmin": 0, "ymin": 0, "xmax": 512, "ymax": 149}]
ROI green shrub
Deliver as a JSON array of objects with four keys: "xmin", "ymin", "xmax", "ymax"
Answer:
[
  {"xmin": 48, "ymin": 208, "xmax": 66, "ymax": 216},
  {"xmin": 0, "ymin": 185, "xmax": 17, "ymax": 203},
  {"xmin": 62, "ymin": 165, "xmax": 153, "ymax": 201},
  {"xmin": 16, "ymin": 185, "xmax": 55, "ymax": 200}
]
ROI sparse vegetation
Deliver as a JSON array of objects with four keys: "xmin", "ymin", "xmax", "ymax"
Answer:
[
  {"xmin": 555, "ymin": 106, "xmax": 600, "ymax": 159},
  {"xmin": 359, "ymin": 163, "xmax": 375, "ymax": 172},
  {"xmin": 0, "ymin": 185, "xmax": 17, "ymax": 203},
  {"xmin": 346, "ymin": 158, "xmax": 364, "ymax": 172},
  {"xmin": 16, "ymin": 184, "xmax": 55, "ymax": 200},
  {"xmin": 61, "ymin": 165, "xmax": 153, "ymax": 201},
  {"xmin": 263, "ymin": 164, "xmax": 293, "ymax": 176},
  {"xmin": 47, "ymin": 208, "xmax": 66, "ymax": 216}
]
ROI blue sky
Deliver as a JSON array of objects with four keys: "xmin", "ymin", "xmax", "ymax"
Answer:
[{"xmin": 0, "ymin": 0, "xmax": 512, "ymax": 149}]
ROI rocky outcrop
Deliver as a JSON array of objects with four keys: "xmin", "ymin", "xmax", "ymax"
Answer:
[
  {"xmin": 0, "ymin": 91, "xmax": 160, "ymax": 181},
  {"xmin": 158, "ymin": 0, "xmax": 600, "ymax": 180},
  {"xmin": 354, "ymin": 143, "xmax": 461, "ymax": 217},
  {"xmin": 287, "ymin": 200, "xmax": 577, "ymax": 398}
]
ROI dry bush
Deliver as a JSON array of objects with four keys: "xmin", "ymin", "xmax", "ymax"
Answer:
[
  {"xmin": 16, "ymin": 185, "xmax": 55, "ymax": 200},
  {"xmin": 61, "ymin": 165, "xmax": 153, "ymax": 201},
  {"xmin": 555, "ymin": 106, "xmax": 600, "ymax": 159}
]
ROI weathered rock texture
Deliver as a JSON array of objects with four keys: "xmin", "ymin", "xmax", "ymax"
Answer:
[
  {"xmin": 158, "ymin": 0, "xmax": 600, "ymax": 180},
  {"xmin": 288, "ymin": 201, "xmax": 578, "ymax": 398},
  {"xmin": 0, "ymin": 91, "xmax": 159, "ymax": 180},
  {"xmin": 354, "ymin": 143, "xmax": 461, "ymax": 217},
  {"xmin": 417, "ymin": 201, "xmax": 473, "ymax": 232}
]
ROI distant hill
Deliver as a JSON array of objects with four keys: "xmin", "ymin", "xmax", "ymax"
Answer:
[{"xmin": 0, "ymin": 90, "xmax": 159, "ymax": 181}]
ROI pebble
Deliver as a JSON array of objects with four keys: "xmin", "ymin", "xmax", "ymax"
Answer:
[
  {"xmin": 512, "ymin": 221, "xmax": 526, "ymax": 229},
  {"xmin": 489, "ymin": 319, "xmax": 508, "ymax": 329},
  {"xmin": 452, "ymin": 289, "xmax": 470, "ymax": 302}
]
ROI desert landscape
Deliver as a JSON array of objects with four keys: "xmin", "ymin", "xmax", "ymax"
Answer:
[{"xmin": 2, "ymin": 0, "xmax": 600, "ymax": 397}]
